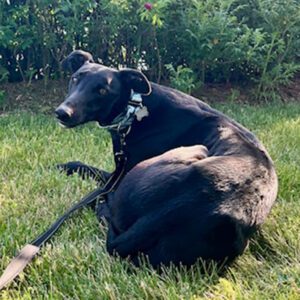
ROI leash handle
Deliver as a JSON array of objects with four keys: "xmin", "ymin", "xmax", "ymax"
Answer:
[{"xmin": 0, "ymin": 245, "xmax": 40, "ymax": 290}]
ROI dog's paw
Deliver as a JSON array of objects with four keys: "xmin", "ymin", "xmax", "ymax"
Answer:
[{"xmin": 56, "ymin": 161, "xmax": 85, "ymax": 176}]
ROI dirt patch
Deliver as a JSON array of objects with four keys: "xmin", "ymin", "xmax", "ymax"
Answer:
[
  {"xmin": 192, "ymin": 83, "xmax": 251, "ymax": 103},
  {"xmin": 193, "ymin": 78, "xmax": 300, "ymax": 104},
  {"xmin": 278, "ymin": 79, "xmax": 300, "ymax": 102},
  {"xmin": 0, "ymin": 79, "xmax": 68, "ymax": 114}
]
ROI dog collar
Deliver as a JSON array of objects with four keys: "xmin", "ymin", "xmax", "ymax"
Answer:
[{"xmin": 99, "ymin": 90, "xmax": 149, "ymax": 132}]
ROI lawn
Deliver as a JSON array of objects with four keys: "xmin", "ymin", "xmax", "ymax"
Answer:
[{"xmin": 0, "ymin": 102, "xmax": 300, "ymax": 299}]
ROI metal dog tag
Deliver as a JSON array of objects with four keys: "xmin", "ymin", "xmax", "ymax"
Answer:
[{"xmin": 135, "ymin": 106, "xmax": 149, "ymax": 121}]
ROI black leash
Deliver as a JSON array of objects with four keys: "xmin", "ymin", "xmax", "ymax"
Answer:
[{"xmin": 0, "ymin": 138, "xmax": 128, "ymax": 291}]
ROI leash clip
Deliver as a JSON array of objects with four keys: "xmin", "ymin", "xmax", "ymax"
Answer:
[{"xmin": 130, "ymin": 90, "xmax": 143, "ymax": 104}]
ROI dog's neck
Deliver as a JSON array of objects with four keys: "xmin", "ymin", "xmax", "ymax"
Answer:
[{"xmin": 98, "ymin": 90, "xmax": 149, "ymax": 133}]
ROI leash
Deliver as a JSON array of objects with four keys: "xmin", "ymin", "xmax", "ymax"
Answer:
[{"xmin": 0, "ymin": 140, "xmax": 127, "ymax": 291}]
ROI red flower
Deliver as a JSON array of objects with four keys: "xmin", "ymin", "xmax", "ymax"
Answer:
[{"xmin": 144, "ymin": 2, "xmax": 153, "ymax": 11}]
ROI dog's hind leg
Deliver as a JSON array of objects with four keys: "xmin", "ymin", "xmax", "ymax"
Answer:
[{"xmin": 56, "ymin": 161, "xmax": 111, "ymax": 185}]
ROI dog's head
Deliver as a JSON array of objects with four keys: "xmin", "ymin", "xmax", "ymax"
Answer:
[{"xmin": 55, "ymin": 50, "xmax": 151, "ymax": 128}]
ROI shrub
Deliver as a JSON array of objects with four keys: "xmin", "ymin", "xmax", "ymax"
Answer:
[{"xmin": 165, "ymin": 64, "xmax": 197, "ymax": 94}]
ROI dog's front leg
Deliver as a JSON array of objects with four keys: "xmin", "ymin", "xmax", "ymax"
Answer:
[{"xmin": 56, "ymin": 161, "xmax": 111, "ymax": 185}]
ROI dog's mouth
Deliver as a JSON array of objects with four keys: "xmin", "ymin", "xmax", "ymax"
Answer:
[
  {"xmin": 55, "ymin": 114, "xmax": 89, "ymax": 129},
  {"xmin": 56, "ymin": 118, "xmax": 81, "ymax": 129},
  {"xmin": 57, "ymin": 120, "xmax": 72, "ymax": 128}
]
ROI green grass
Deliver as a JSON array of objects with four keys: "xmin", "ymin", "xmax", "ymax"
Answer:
[{"xmin": 0, "ymin": 102, "xmax": 300, "ymax": 299}]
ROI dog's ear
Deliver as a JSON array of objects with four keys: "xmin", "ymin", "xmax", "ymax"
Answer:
[
  {"xmin": 61, "ymin": 50, "xmax": 94, "ymax": 73},
  {"xmin": 119, "ymin": 69, "xmax": 152, "ymax": 95}
]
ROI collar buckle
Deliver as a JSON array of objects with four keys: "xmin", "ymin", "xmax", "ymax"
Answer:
[{"xmin": 129, "ymin": 90, "xmax": 143, "ymax": 106}]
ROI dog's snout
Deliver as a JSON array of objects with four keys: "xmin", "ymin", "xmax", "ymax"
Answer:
[{"xmin": 55, "ymin": 107, "xmax": 71, "ymax": 122}]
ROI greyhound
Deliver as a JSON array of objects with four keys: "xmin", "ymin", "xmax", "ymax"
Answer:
[{"xmin": 55, "ymin": 50, "xmax": 278, "ymax": 268}]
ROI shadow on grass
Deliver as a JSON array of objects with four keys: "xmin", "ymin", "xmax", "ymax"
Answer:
[{"xmin": 248, "ymin": 229, "xmax": 279, "ymax": 262}]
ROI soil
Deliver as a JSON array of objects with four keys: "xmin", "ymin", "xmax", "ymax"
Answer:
[
  {"xmin": 1, "ymin": 78, "xmax": 300, "ymax": 115},
  {"xmin": 193, "ymin": 78, "xmax": 300, "ymax": 103},
  {"xmin": 0, "ymin": 79, "xmax": 68, "ymax": 114}
]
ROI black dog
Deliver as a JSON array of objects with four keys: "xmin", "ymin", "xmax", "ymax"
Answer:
[{"xmin": 55, "ymin": 50, "xmax": 278, "ymax": 268}]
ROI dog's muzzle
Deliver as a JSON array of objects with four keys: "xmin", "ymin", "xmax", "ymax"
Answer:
[{"xmin": 55, "ymin": 104, "xmax": 74, "ymax": 126}]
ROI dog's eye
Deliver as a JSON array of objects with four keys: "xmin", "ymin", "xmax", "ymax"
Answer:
[
  {"xmin": 72, "ymin": 77, "xmax": 78, "ymax": 84},
  {"xmin": 99, "ymin": 88, "xmax": 107, "ymax": 96}
]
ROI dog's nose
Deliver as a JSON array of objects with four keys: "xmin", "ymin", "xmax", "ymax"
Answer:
[{"xmin": 55, "ymin": 107, "xmax": 71, "ymax": 122}]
